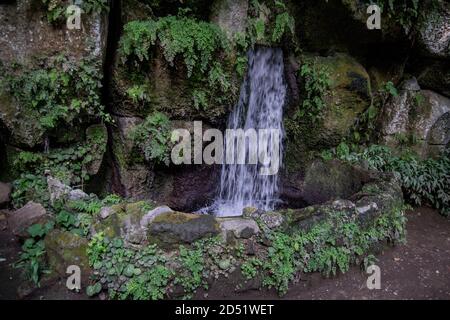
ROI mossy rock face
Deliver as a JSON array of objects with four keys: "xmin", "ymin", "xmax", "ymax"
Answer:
[
  {"xmin": 44, "ymin": 229, "xmax": 90, "ymax": 280},
  {"xmin": 0, "ymin": 92, "xmax": 44, "ymax": 148},
  {"xmin": 111, "ymin": 45, "xmax": 236, "ymax": 125},
  {"xmin": 0, "ymin": 1, "xmax": 107, "ymax": 148},
  {"xmin": 283, "ymin": 53, "xmax": 371, "ymax": 180},
  {"xmin": 302, "ymin": 159, "xmax": 372, "ymax": 205},
  {"xmin": 147, "ymin": 212, "xmax": 219, "ymax": 248}
]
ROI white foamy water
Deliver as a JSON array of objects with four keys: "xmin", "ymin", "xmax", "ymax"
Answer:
[{"xmin": 213, "ymin": 47, "xmax": 286, "ymax": 217}]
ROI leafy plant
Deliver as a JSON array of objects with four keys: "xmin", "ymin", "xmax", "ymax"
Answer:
[
  {"xmin": 174, "ymin": 245, "xmax": 205, "ymax": 298},
  {"xmin": 131, "ymin": 112, "xmax": 172, "ymax": 166},
  {"xmin": 1, "ymin": 55, "xmax": 108, "ymax": 131},
  {"xmin": 126, "ymin": 265, "xmax": 172, "ymax": 300},
  {"xmin": 241, "ymin": 257, "xmax": 263, "ymax": 280},
  {"xmin": 12, "ymin": 174, "xmax": 49, "ymax": 208},
  {"xmin": 337, "ymin": 145, "xmax": 450, "ymax": 216},
  {"xmin": 296, "ymin": 60, "xmax": 331, "ymax": 122},
  {"xmin": 14, "ymin": 221, "xmax": 54, "ymax": 285},
  {"xmin": 87, "ymin": 232, "xmax": 107, "ymax": 267}
]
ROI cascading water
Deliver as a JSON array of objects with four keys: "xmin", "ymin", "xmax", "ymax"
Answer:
[{"xmin": 213, "ymin": 47, "xmax": 286, "ymax": 217}]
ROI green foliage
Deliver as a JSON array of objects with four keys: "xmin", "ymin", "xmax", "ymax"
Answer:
[
  {"xmin": 12, "ymin": 174, "xmax": 49, "ymax": 208},
  {"xmin": 56, "ymin": 209, "xmax": 78, "ymax": 230},
  {"xmin": 241, "ymin": 257, "xmax": 262, "ymax": 280},
  {"xmin": 296, "ymin": 60, "xmax": 331, "ymax": 122},
  {"xmin": 1, "ymin": 55, "xmax": 109, "ymax": 131},
  {"xmin": 14, "ymin": 221, "xmax": 54, "ymax": 285},
  {"xmin": 126, "ymin": 84, "xmax": 149, "ymax": 105},
  {"xmin": 174, "ymin": 245, "xmax": 205, "ymax": 298},
  {"xmin": 87, "ymin": 232, "xmax": 107, "ymax": 267},
  {"xmin": 131, "ymin": 112, "xmax": 172, "ymax": 166},
  {"xmin": 119, "ymin": 16, "xmax": 229, "ymax": 78},
  {"xmin": 262, "ymin": 232, "xmax": 297, "ymax": 295},
  {"xmin": 247, "ymin": 0, "xmax": 295, "ymax": 44},
  {"xmin": 86, "ymin": 282, "xmax": 102, "ymax": 297},
  {"xmin": 119, "ymin": 16, "xmax": 235, "ymax": 110},
  {"xmin": 272, "ymin": 11, "xmax": 295, "ymax": 42},
  {"xmin": 381, "ymin": 81, "xmax": 399, "ymax": 97},
  {"xmin": 337, "ymin": 145, "xmax": 450, "ymax": 216},
  {"xmin": 126, "ymin": 265, "xmax": 172, "ymax": 300}
]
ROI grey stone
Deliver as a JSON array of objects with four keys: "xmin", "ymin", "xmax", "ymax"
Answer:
[
  {"xmin": 260, "ymin": 212, "xmax": 284, "ymax": 229},
  {"xmin": 8, "ymin": 201, "xmax": 47, "ymax": 237},
  {"xmin": 47, "ymin": 176, "xmax": 71, "ymax": 204},
  {"xmin": 68, "ymin": 189, "xmax": 89, "ymax": 201},
  {"xmin": 218, "ymin": 218, "xmax": 260, "ymax": 241}
]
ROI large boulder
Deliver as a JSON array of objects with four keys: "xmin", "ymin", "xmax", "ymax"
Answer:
[
  {"xmin": 147, "ymin": 212, "xmax": 219, "ymax": 248},
  {"xmin": 301, "ymin": 159, "xmax": 372, "ymax": 205},
  {"xmin": 44, "ymin": 229, "xmax": 90, "ymax": 281},
  {"xmin": 284, "ymin": 53, "xmax": 372, "ymax": 173},
  {"xmin": 8, "ymin": 201, "xmax": 48, "ymax": 238},
  {"xmin": 380, "ymin": 79, "xmax": 450, "ymax": 157},
  {"xmin": 217, "ymin": 217, "xmax": 260, "ymax": 242},
  {"xmin": 281, "ymin": 172, "xmax": 403, "ymax": 232}
]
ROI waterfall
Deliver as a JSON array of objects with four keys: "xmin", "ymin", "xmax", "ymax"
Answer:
[{"xmin": 214, "ymin": 47, "xmax": 286, "ymax": 217}]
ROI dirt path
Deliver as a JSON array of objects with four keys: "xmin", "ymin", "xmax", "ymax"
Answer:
[{"xmin": 0, "ymin": 207, "xmax": 448, "ymax": 300}]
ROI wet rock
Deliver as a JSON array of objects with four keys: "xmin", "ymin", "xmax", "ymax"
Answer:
[
  {"xmin": 0, "ymin": 182, "xmax": 12, "ymax": 207},
  {"xmin": 283, "ymin": 52, "xmax": 372, "ymax": 190},
  {"xmin": 302, "ymin": 159, "xmax": 371, "ymax": 205},
  {"xmin": 147, "ymin": 212, "xmax": 219, "ymax": 248},
  {"xmin": 8, "ymin": 201, "xmax": 48, "ymax": 238},
  {"xmin": 67, "ymin": 189, "xmax": 90, "ymax": 201},
  {"xmin": 427, "ymin": 112, "xmax": 450, "ymax": 157},
  {"xmin": 110, "ymin": 116, "xmax": 153, "ymax": 199},
  {"xmin": 44, "ymin": 229, "xmax": 90, "ymax": 281},
  {"xmin": 218, "ymin": 218, "xmax": 260, "ymax": 241}
]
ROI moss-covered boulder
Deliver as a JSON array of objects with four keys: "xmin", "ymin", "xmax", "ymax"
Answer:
[
  {"xmin": 302, "ymin": 159, "xmax": 372, "ymax": 205},
  {"xmin": 147, "ymin": 212, "xmax": 219, "ymax": 248},
  {"xmin": 94, "ymin": 201, "xmax": 154, "ymax": 243},
  {"xmin": 44, "ymin": 229, "xmax": 90, "ymax": 280},
  {"xmin": 283, "ymin": 53, "xmax": 372, "ymax": 188}
]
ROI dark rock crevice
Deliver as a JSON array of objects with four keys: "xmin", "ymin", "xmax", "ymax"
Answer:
[{"xmin": 94, "ymin": 0, "xmax": 126, "ymax": 196}]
